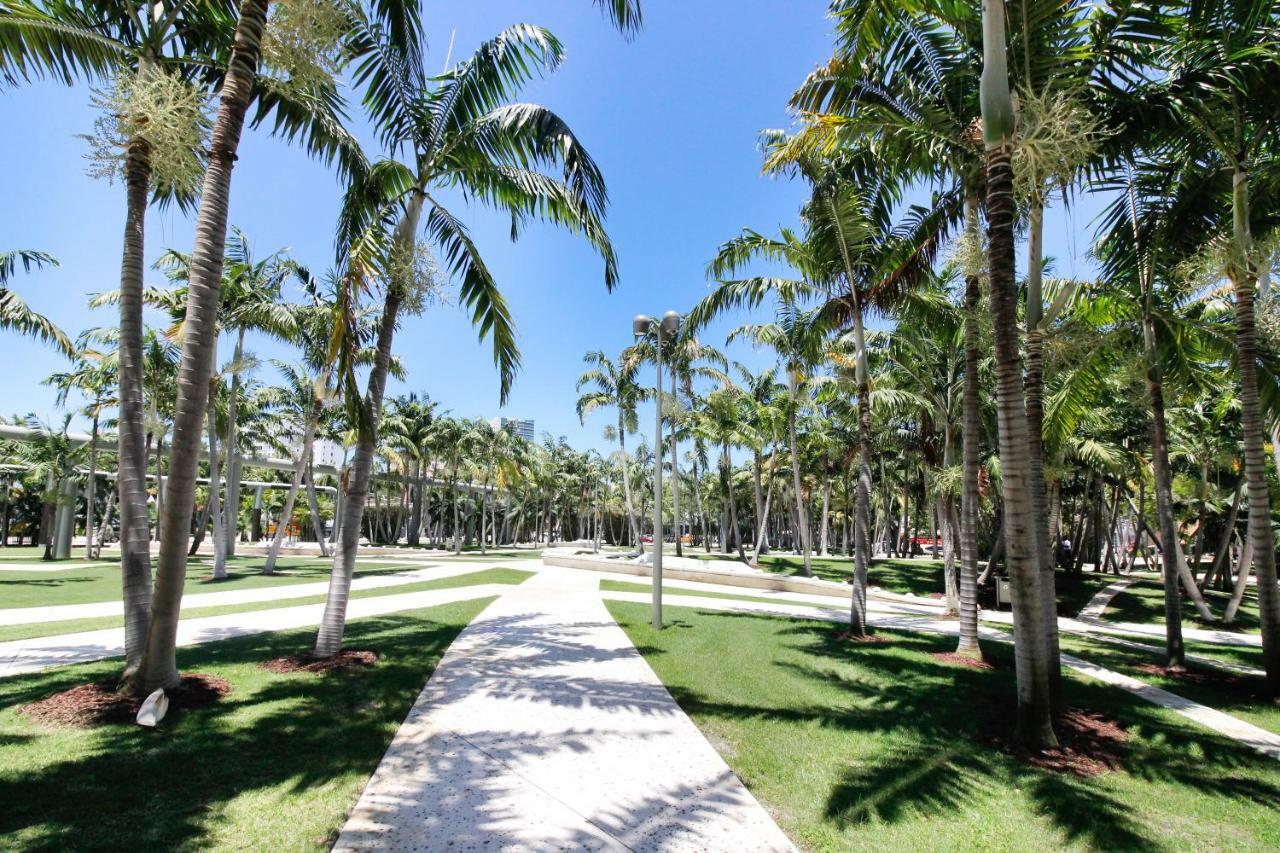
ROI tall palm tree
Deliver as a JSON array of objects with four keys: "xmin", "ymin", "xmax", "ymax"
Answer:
[
  {"xmin": 577, "ymin": 349, "xmax": 649, "ymax": 548},
  {"xmin": 726, "ymin": 297, "xmax": 831, "ymax": 578},
  {"xmin": 312, "ymin": 18, "xmax": 629, "ymax": 658},
  {"xmin": 44, "ymin": 336, "xmax": 116, "ymax": 559},
  {"xmin": 978, "ymin": 0, "xmax": 1057, "ymax": 750},
  {"xmin": 1126, "ymin": 0, "xmax": 1280, "ymax": 693}
]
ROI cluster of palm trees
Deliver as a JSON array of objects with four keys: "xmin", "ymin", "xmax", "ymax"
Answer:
[
  {"xmin": 1, "ymin": 0, "xmax": 643, "ymax": 690},
  {"xmin": 567, "ymin": 0, "xmax": 1280, "ymax": 751}
]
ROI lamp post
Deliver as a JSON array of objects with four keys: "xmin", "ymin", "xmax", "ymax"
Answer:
[{"xmin": 634, "ymin": 310, "xmax": 680, "ymax": 629}]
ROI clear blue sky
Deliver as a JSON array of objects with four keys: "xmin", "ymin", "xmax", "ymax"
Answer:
[{"xmin": 0, "ymin": 0, "xmax": 1103, "ymax": 454}]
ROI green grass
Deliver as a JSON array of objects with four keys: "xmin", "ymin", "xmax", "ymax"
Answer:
[
  {"xmin": 1103, "ymin": 580, "xmax": 1260, "ymax": 634},
  {"xmin": 0, "ymin": 597, "xmax": 494, "ymax": 851},
  {"xmin": 599, "ymin": 579, "xmax": 844, "ymax": 610},
  {"xmin": 0, "ymin": 568, "xmax": 532, "ymax": 643},
  {"xmin": 1056, "ymin": 632, "xmax": 1280, "ymax": 736},
  {"xmin": 0, "ymin": 546, "xmax": 52, "ymax": 561},
  {"xmin": 0, "ymin": 555, "xmax": 431, "ymax": 611},
  {"xmin": 609, "ymin": 600, "xmax": 1280, "ymax": 852},
  {"xmin": 740, "ymin": 555, "xmax": 1115, "ymax": 616}
]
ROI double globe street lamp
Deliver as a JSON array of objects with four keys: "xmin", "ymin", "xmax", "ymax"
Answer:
[{"xmin": 634, "ymin": 310, "xmax": 680, "ymax": 629}]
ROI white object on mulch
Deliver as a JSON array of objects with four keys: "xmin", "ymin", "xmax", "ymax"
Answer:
[{"xmin": 136, "ymin": 688, "xmax": 168, "ymax": 727}]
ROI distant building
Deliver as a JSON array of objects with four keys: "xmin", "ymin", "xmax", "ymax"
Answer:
[
  {"xmin": 311, "ymin": 439, "xmax": 344, "ymax": 469},
  {"xmin": 489, "ymin": 417, "xmax": 535, "ymax": 441}
]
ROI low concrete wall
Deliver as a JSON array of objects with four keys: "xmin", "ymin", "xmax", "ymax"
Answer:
[{"xmin": 542, "ymin": 553, "xmax": 852, "ymax": 600}]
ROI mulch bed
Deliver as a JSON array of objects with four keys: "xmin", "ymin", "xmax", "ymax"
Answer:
[
  {"xmin": 262, "ymin": 650, "xmax": 379, "ymax": 675},
  {"xmin": 1136, "ymin": 663, "xmax": 1274, "ymax": 703},
  {"xmin": 931, "ymin": 651, "xmax": 994, "ymax": 670},
  {"xmin": 982, "ymin": 705, "xmax": 1129, "ymax": 778},
  {"xmin": 19, "ymin": 674, "xmax": 231, "ymax": 729}
]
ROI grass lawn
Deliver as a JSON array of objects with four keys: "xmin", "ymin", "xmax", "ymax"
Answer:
[
  {"xmin": 1102, "ymin": 580, "xmax": 1260, "ymax": 634},
  {"xmin": 609, "ymin": 600, "xmax": 1280, "ymax": 852},
  {"xmin": 0, "ymin": 554, "xmax": 432, "ymax": 611},
  {"xmin": 0, "ymin": 568, "xmax": 532, "ymax": 643},
  {"xmin": 745, "ymin": 555, "xmax": 1116, "ymax": 617},
  {"xmin": 1057, "ymin": 632, "xmax": 1280, "ymax": 736},
  {"xmin": 599, "ymin": 579, "xmax": 844, "ymax": 610},
  {"xmin": 0, "ymin": 546, "xmax": 52, "ymax": 561},
  {"xmin": 0, "ymin": 597, "xmax": 493, "ymax": 851}
]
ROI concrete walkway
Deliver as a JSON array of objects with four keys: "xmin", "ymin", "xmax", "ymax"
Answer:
[
  {"xmin": 1078, "ymin": 577, "xmax": 1139, "ymax": 619},
  {"xmin": 0, "ymin": 560, "xmax": 473, "ymax": 627},
  {"xmin": 0, "ymin": 579, "xmax": 514, "ymax": 678},
  {"xmin": 335, "ymin": 568, "xmax": 795, "ymax": 852}
]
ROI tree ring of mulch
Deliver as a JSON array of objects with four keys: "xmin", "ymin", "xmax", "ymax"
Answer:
[
  {"xmin": 19, "ymin": 674, "xmax": 231, "ymax": 729},
  {"xmin": 833, "ymin": 630, "xmax": 893, "ymax": 644},
  {"xmin": 982, "ymin": 705, "xmax": 1129, "ymax": 778},
  {"xmin": 262, "ymin": 650, "xmax": 378, "ymax": 675},
  {"xmin": 931, "ymin": 651, "xmax": 994, "ymax": 670},
  {"xmin": 1135, "ymin": 663, "xmax": 1274, "ymax": 703}
]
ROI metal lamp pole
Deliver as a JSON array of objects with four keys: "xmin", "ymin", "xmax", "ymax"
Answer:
[{"xmin": 635, "ymin": 311, "xmax": 680, "ymax": 629}]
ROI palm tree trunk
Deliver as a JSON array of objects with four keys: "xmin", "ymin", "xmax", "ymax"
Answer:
[
  {"xmin": 117, "ymin": 135, "xmax": 155, "ymax": 673},
  {"xmin": 1144, "ymin": 319, "xmax": 1186, "ymax": 669},
  {"xmin": 306, "ymin": 466, "xmax": 328, "ymax": 556},
  {"xmin": 132, "ymin": 0, "xmax": 272, "ymax": 692},
  {"xmin": 265, "ymin": 413, "xmax": 316, "ymax": 575},
  {"xmin": 315, "ymin": 183, "xmax": 424, "ymax": 656},
  {"xmin": 851, "ymin": 301, "xmax": 873, "ymax": 633},
  {"xmin": 222, "ymin": 328, "xmax": 246, "ymax": 557},
  {"xmin": 84, "ymin": 412, "xmax": 100, "ymax": 560},
  {"xmin": 1230, "ymin": 164, "xmax": 1280, "ymax": 692},
  {"xmin": 206, "ymin": 379, "xmax": 228, "ymax": 580},
  {"xmin": 785, "ymin": 369, "xmax": 812, "ymax": 576},
  {"xmin": 1024, "ymin": 199, "xmax": 1063, "ymax": 707},
  {"xmin": 984, "ymin": 138, "xmax": 1057, "ymax": 748},
  {"xmin": 315, "ymin": 283, "xmax": 402, "ymax": 657},
  {"xmin": 957, "ymin": 211, "xmax": 983, "ymax": 657},
  {"xmin": 1225, "ymin": 537, "xmax": 1255, "ymax": 624},
  {"xmin": 722, "ymin": 443, "xmax": 746, "ymax": 562},
  {"xmin": 618, "ymin": 414, "xmax": 641, "ymax": 547}
]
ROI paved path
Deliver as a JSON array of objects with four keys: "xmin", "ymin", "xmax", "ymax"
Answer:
[
  {"xmin": 0, "ymin": 561, "xmax": 474, "ymax": 627},
  {"xmin": 0, "ymin": 581, "xmax": 513, "ymax": 678},
  {"xmin": 335, "ymin": 568, "xmax": 795, "ymax": 852},
  {"xmin": 1078, "ymin": 577, "xmax": 1139, "ymax": 619}
]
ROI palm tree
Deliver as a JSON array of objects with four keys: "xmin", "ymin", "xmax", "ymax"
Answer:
[
  {"xmin": 1125, "ymin": 0, "xmax": 1280, "ymax": 693},
  {"xmin": 726, "ymin": 297, "xmax": 831, "ymax": 578},
  {"xmin": 692, "ymin": 386, "xmax": 753, "ymax": 562},
  {"xmin": 44, "ymin": 336, "xmax": 116, "ymax": 559},
  {"xmin": 577, "ymin": 350, "xmax": 649, "ymax": 548},
  {"xmin": 978, "ymin": 0, "xmax": 1057, "ymax": 750},
  {"xmin": 0, "ymin": 250, "xmax": 72, "ymax": 354},
  {"xmin": 312, "ymin": 17, "xmax": 630, "ymax": 658}
]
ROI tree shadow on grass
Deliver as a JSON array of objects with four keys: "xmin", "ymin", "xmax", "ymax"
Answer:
[
  {"xmin": 0, "ymin": 604, "xmax": 488, "ymax": 851},
  {"xmin": 631, "ymin": 609, "xmax": 1280, "ymax": 851}
]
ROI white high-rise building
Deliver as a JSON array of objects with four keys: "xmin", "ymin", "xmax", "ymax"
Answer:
[{"xmin": 489, "ymin": 417, "xmax": 535, "ymax": 441}]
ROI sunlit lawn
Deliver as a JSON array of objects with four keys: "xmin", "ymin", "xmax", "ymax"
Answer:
[
  {"xmin": 0, "ymin": 597, "xmax": 493, "ymax": 851},
  {"xmin": 0, "ymin": 568, "xmax": 532, "ymax": 643},
  {"xmin": 1103, "ymin": 579, "xmax": 1260, "ymax": 633},
  {"xmin": 610, "ymin": 601, "xmax": 1280, "ymax": 852},
  {"xmin": 0, "ymin": 554, "xmax": 433, "ymax": 611},
  {"xmin": 599, "ymin": 579, "xmax": 844, "ymax": 610}
]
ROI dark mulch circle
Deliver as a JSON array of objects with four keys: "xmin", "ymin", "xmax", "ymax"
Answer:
[
  {"xmin": 931, "ymin": 651, "xmax": 994, "ymax": 670},
  {"xmin": 833, "ymin": 630, "xmax": 893, "ymax": 644},
  {"xmin": 262, "ymin": 650, "xmax": 379, "ymax": 675},
  {"xmin": 19, "ymin": 674, "xmax": 231, "ymax": 729},
  {"xmin": 982, "ymin": 705, "xmax": 1129, "ymax": 778},
  {"xmin": 1135, "ymin": 663, "xmax": 1274, "ymax": 703}
]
